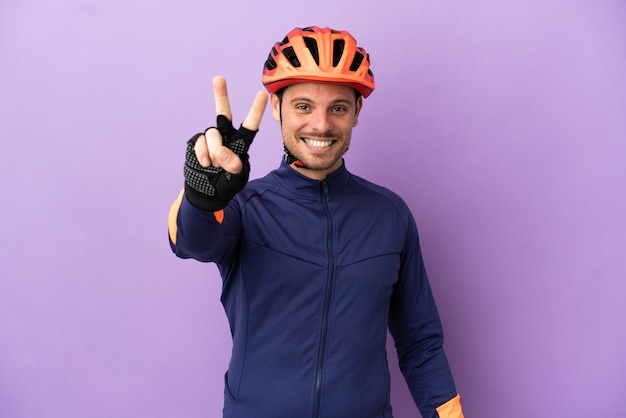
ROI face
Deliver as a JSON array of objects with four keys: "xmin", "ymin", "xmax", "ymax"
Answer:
[{"xmin": 271, "ymin": 82, "xmax": 363, "ymax": 180}]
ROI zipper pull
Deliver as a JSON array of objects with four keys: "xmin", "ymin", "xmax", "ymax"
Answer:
[{"xmin": 321, "ymin": 181, "xmax": 329, "ymax": 197}]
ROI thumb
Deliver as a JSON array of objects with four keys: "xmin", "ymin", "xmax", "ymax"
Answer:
[{"xmin": 217, "ymin": 146, "xmax": 243, "ymax": 174}]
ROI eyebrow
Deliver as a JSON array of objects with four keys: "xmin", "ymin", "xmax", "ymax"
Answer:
[{"xmin": 288, "ymin": 97, "xmax": 354, "ymax": 106}]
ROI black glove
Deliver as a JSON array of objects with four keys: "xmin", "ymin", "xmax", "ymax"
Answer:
[{"xmin": 184, "ymin": 115, "xmax": 257, "ymax": 211}]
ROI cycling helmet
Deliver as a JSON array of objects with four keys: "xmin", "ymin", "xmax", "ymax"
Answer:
[{"xmin": 262, "ymin": 26, "xmax": 375, "ymax": 98}]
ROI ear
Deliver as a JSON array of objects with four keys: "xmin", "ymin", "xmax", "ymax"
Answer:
[
  {"xmin": 353, "ymin": 96, "xmax": 363, "ymax": 127},
  {"xmin": 270, "ymin": 93, "xmax": 281, "ymax": 122}
]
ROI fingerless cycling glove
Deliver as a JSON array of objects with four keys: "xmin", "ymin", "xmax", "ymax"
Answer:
[{"xmin": 184, "ymin": 115, "xmax": 257, "ymax": 211}]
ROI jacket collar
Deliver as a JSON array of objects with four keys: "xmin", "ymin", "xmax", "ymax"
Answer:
[{"xmin": 271, "ymin": 159, "xmax": 352, "ymax": 201}]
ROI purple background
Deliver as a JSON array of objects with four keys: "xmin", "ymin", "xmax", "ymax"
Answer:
[{"xmin": 2, "ymin": 1, "xmax": 625, "ymax": 417}]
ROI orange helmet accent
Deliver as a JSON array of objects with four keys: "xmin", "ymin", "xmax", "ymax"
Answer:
[{"xmin": 262, "ymin": 26, "xmax": 375, "ymax": 98}]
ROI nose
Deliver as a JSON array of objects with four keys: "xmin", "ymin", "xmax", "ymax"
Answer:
[{"xmin": 309, "ymin": 109, "xmax": 332, "ymax": 133}]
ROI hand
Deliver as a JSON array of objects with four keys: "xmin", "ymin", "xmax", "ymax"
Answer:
[
  {"xmin": 195, "ymin": 76, "xmax": 268, "ymax": 173},
  {"xmin": 183, "ymin": 76, "xmax": 268, "ymax": 211}
]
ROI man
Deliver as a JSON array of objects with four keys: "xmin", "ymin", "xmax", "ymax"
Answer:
[{"xmin": 168, "ymin": 26, "xmax": 463, "ymax": 418}]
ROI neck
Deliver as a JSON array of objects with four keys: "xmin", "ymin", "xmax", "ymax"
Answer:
[{"xmin": 284, "ymin": 155, "xmax": 343, "ymax": 181}]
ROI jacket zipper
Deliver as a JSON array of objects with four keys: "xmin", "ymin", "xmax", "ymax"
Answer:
[{"xmin": 312, "ymin": 181, "xmax": 335, "ymax": 418}]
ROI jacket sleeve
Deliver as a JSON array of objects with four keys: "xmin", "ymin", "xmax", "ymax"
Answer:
[
  {"xmin": 168, "ymin": 188, "xmax": 242, "ymax": 264},
  {"xmin": 388, "ymin": 211, "xmax": 463, "ymax": 418}
]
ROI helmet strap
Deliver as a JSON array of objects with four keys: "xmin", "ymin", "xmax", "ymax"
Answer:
[{"xmin": 284, "ymin": 145, "xmax": 304, "ymax": 168}]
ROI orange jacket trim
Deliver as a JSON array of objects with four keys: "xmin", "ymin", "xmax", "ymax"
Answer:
[
  {"xmin": 168, "ymin": 189, "xmax": 225, "ymax": 245},
  {"xmin": 436, "ymin": 394, "xmax": 464, "ymax": 418}
]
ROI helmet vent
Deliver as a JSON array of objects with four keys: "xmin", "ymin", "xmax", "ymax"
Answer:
[
  {"xmin": 349, "ymin": 51, "xmax": 364, "ymax": 72},
  {"xmin": 303, "ymin": 37, "xmax": 320, "ymax": 65},
  {"xmin": 282, "ymin": 46, "xmax": 301, "ymax": 67},
  {"xmin": 332, "ymin": 40, "xmax": 345, "ymax": 67},
  {"xmin": 265, "ymin": 54, "xmax": 277, "ymax": 71}
]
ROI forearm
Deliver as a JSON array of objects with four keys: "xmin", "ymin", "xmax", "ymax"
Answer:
[
  {"xmin": 398, "ymin": 341, "xmax": 461, "ymax": 417},
  {"xmin": 168, "ymin": 188, "xmax": 239, "ymax": 263}
]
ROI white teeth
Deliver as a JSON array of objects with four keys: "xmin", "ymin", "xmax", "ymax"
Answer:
[{"xmin": 303, "ymin": 138, "xmax": 333, "ymax": 148}]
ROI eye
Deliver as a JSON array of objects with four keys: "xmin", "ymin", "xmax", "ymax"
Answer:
[
  {"xmin": 295, "ymin": 103, "xmax": 310, "ymax": 112},
  {"xmin": 331, "ymin": 105, "xmax": 348, "ymax": 113}
]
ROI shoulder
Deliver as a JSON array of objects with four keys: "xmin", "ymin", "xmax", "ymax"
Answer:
[
  {"xmin": 348, "ymin": 173, "xmax": 412, "ymax": 215},
  {"xmin": 232, "ymin": 170, "xmax": 280, "ymax": 206}
]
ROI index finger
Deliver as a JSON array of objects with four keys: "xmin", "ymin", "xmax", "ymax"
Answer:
[
  {"xmin": 241, "ymin": 91, "xmax": 269, "ymax": 131},
  {"xmin": 213, "ymin": 76, "xmax": 232, "ymax": 120}
]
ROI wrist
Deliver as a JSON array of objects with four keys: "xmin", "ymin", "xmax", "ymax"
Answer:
[{"xmin": 184, "ymin": 183, "xmax": 230, "ymax": 212}]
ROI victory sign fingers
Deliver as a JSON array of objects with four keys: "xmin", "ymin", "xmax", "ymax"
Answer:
[{"xmin": 195, "ymin": 76, "xmax": 268, "ymax": 174}]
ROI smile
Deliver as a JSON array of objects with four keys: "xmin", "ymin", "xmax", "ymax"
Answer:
[{"xmin": 302, "ymin": 137, "xmax": 334, "ymax": 148}]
